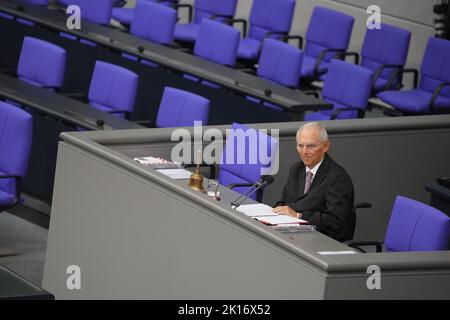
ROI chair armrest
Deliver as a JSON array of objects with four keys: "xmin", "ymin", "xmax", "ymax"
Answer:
[
  {"xmin": 338, "ymin": 51, "xmax": 360, "ymax": 65},
  {"xmin": 388, "ymin": 68, "xmax": 419, "ymax": 90},
  {"xmin": 330, "ymin": 107, "xmax": 365, "ymax": 120},
  {"xmin": 174, "ymin": 4, "xmax": 193, "ymax": 23},
  {"xmin": 282, "ymin": 34, "xmax": 303, "ymax": 49},
  {"xmin": 347, "ymin": 241, "xmax": 383, "ymax": 253},
  {"xmin": 224, "ymin": 18, "xmax": 247, "ymax": 37},
  {"xmin": 370, "ymin": 64, "xmax": 403, "ymax": 92},
  {"xmin": 429, "ymin": 82, "xmax": 450, "ymax": 111},
  {"xmin": 0, "ymin": 175, "xmax": 21, "ymax": 211},
  {"xmin": 313, "ymin": 48, "xmax": 345, "ymax": 79}
]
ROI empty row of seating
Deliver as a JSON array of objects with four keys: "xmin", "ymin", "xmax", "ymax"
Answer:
[{"xmin": 2, "ymin": 36, "xmax": 212, "ymax": 127}]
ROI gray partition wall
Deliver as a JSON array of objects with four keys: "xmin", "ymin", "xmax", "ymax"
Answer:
[{"xmin": 43, "ymin": 115, "xmax": 450, "ymax": 299}]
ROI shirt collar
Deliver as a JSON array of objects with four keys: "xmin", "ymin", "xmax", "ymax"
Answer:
[{"xmin": 306, "ymin": 157, "xmax": 324, "ymax": 177}]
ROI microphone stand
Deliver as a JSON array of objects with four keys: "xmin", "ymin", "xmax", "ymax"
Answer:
[{"xmin": 230, "ymin": 182, "xmax": 265, "ymax": 209}]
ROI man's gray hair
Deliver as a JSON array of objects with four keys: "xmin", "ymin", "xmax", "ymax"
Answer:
[{"xmin": 297, "ymin": 122, "xmax": 329, "ymax": 142}]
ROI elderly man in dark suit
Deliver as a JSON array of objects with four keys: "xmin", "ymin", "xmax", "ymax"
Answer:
[{"xmin": 273, "ymin": 122, "xmax": 355, "ymax": 242}]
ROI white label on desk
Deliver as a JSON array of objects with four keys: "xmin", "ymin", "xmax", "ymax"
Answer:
[{"xmin": 317, "ymin": 251, "xmax": 357, "ymax": 256}]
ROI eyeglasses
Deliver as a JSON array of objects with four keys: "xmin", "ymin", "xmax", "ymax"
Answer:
[{"xmin": 297, "ymin": 143, "xmax": 321, "ymax": 151}]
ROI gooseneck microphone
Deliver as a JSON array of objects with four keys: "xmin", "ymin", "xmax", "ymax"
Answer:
[{"xmin": 230, "ymin": 175, "xmax": 274, "ymax": 209}]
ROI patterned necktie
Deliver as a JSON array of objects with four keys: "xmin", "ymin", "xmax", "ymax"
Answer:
[{"xmin": 304, "ymin": 171, "xmax": 313, "ymax": 194}]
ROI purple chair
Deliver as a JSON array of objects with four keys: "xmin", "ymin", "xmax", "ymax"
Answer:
[
  {"xmin": 301, "ymin": 6, "xmax": 354, "ymax": 81},
  {"xmin": 155, "ymin": 87, "xmax": 210, "ymax": 127},
  {"xmin": 349, "ymin": 196, "xmax": 450, "ymax": 252},
  {"xmin": 66, "ymin": 0, "xmax": 114, "ymax": 25},
  {"xmin": 236, "ymin": 0, "xmax": 296, "ymax": 62},
  {"xmin": 174, "ymin": 0, "xmax": 237, "ymax": 44},
  {"xmin": 88, "ymin": 61, "xmax": 139, "ymax": 118},
  {"xmin": 360, "ymin": 23, "xmax": 411, "ymax": 93},
  {"xmin": 304, "ymin": 60, "xmax": 373, "ymax": 120},
  {"xmin": 377, "ymin": 37, "xmax": 450, "ymax": 115},
  {"xmin": 112, "ymin": 0, "xmax": 178, "ymax": 26},
  {"xmin": 17, "ymin": 37, "xmax": 67, "ymax": 90},
  {"xmin": 0, "ymin": 102, "xmax": 33, "ymax": 213},
  {"xmin": 26, "ymin": 0, "xmax": 48, "ymax": 5},
  {"xmin": 130, "ymin": 0, "xmax": 177, "ymax": 45},
  {"xmin": 257, "ymin": 38, "xmax": 303, "ymax": 88},
  {"xmin": 219, "ymin": 123, "xmax": 278, "ymax": 201},
  {"xmin": 194, "ymin": 19, "xmax": 240, "ymax": 67}
]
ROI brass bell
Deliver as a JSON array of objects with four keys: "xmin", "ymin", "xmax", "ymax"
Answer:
[{"xmin": 189, "ymin": 152, "xmax": 206, "ymax": 193}]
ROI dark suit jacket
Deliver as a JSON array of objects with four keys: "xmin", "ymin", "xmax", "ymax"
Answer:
[{"xmin": 276, "ymin": 154, "xmax": 355, "ymax": 242}]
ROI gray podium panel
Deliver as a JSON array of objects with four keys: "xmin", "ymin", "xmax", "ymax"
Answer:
[{"xmin": 43, "ymin": 118, "xmax": 450, "ymax": 299}]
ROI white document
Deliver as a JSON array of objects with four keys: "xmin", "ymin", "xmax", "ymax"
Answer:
[
  {"xmin": 155, "ymin": 168, "xmax": 192, "ymax": 180},
  {"xmin": 255, "ymin": 215, "xmax": 307, "ymax": 225},
  {"xmin": 236, "ymin": 203, "xmax": 277, "ymax": 217},
  {"xmin": 317, "ymin": 251, "xmax": 356, "ymax": 256}
]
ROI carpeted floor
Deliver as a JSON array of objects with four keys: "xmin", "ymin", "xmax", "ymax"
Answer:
[{"xmin": 0, "ymin": 211, "xmax": 48, "ymax": 287}]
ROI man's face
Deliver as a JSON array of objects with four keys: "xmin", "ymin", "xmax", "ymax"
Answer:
[{"xmin": 296, "ymin": 127, "xmax": 329, "ymax": 168}]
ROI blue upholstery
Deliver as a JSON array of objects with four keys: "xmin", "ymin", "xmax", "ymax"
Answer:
[
  {"xmin": 174, "ymin": 0, "xmax": 237, "ymax": 43},
  {"xmin": 67, "ymin": 0, "xmax": 113, "ymax": 25},
  {"xmin": 385, "ymin": 196, "xmax": 450, "ymax": 252},
  {"xmin": 237, "ymin": 0, "xmax": 296, "ymax": 61},
  {"xmin": 194, "ymin": 19, "xmax": 240, "ymax": 67},
  {"xmin": 305, "ymin": 60, "xmax": 373, "ymax": 120},
  {"xmin": 88, "ymin": 61, "xmax": 139, "ymax": 118},
  {"xmin": 219, "ymin": 123, "xmax": 278, "ymax": 200},
  {"xmin": 257, "ymin": 39, "xmax": 303, "ymax": 88},
  {"xmin": 361, "ymin": 23, "xmax": 411, "ymax": 92},
  {"xmin": 0, "ymin": 102, "xmax": 33, "ymax": 211},
  {"xmin": 26, "ymin": 0, "xmax": 48, "ymax": 5},
  {"xmin": 377, "ymin": 37, "xmax": 450, "ymax": 114},
  {"xmin": 130, "ymin": 0, "xmax": 177, "ymax": 45},
  {"xmin": 302, "ymin": 6, "xmax": 354, "ymax": 80},
  {"xmin": 112, "ymin": 0, "xmax": 178, "ymax": 25},
  {"xmin": 156, "ymin": 87, "xmax": 210, "ymax": 127},
  {"xmin": 18, "ymin": 37, "xmax": 66, "ymax": 90}
]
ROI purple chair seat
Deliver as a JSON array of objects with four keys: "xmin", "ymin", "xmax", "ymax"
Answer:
[
  {"xmin": 0, "ymin": 102, "xmax": 33, "ymax": 211},
  {"xmin": 174, "ymin": 23, "xmax": 201, "ymax": 43},
  {"xmin": 112, "ymin": 7, "xmax": 134, "ymax": 25},
  {"xmin": 301, "ymin": 55, "xmax": 330, "ymax": 79},
  {"xmin": 237, "ymin": 37, "xmax": 261, "ymax": 60},
  {"xmin": 377, "ymin": 90, "xmax": 450, "ymax": 114}
]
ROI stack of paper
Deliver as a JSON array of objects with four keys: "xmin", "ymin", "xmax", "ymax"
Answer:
[
  {"xmin": 155, "ymin": 168, "xmax": 192, "ymax": 180},
  {"xmin": 236, "ymin": 204, "xmax": 308, "ymax": 225},
  {"xmin": 133, "ymin": 156, "xmax": 181, "ymax": 169}
]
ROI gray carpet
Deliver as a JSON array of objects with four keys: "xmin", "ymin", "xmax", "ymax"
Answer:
[{"xmin": 0, "ymin": 211, "xmax": 48, "ymax": 287}]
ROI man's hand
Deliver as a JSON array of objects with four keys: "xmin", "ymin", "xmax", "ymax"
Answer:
[{"xmin": 272, "ymin": 206, "xmax": 302, "ymax": 219}]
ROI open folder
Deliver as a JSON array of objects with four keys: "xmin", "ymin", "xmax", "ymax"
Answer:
[{"xmin": 236, "ymin": 204, "xmax": 308, "ymax": 225}]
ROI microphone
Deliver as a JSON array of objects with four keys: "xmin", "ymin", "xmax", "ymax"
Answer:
[{"xmin": 231, "ymin": 175, "xmax": 274, "ymax": 209}]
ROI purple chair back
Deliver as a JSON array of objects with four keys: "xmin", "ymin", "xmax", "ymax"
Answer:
[
  {"xmin": 17, "ymin": 37, "xmax": 66, "ymax": 89},
  {"xmin": 69, "ymin": 0, "xmax": 114, "ymax": 25},
  {"xmin": 194, "ymin": 19, "xmax": 240, "ymax": 67},
  {"xmin": 156, "ymin": 87, "xmax": 210, "ymax": 127},
  {"xmin": 194, "ymin": 0, "xmax": 237, "ymax": 24},
  {"xmin": 131, "ymin": 0, "xmax": 177, "ymax": 45},
  {"xmin": 385, "ymin": 196, "xmax": 450, "ymax": 252},
  {"xmin": 257, "ymin": 39, "xmax": 303, "ymax": 88},
  {"xmin": 0, "ymin": 102, "xmax": 33, "ymax": 205},
  {"xmin": 420, "ymin": 37, "xmax": 450, "ymax": 98},
  {"xmin": 88, "ymin": 61, "xmax": 139, "ymax": 116},
  {"xmin": 361, "ymin": 23, "xmax": 411, "ymax": 85},
  {"xmin": 321, "ymin": 60, "xmax": 373, "ymax": 119},
  {"xmin": 248, "ymin": 0, "xmax": 296, "ymax": 40},
  {"xmin": 305, "ymin": 6, "xmax": 354, "ymax": 63},
  {"xmin": 219, "ymin": 123, "xmax": 278, "ymax": 200}
]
